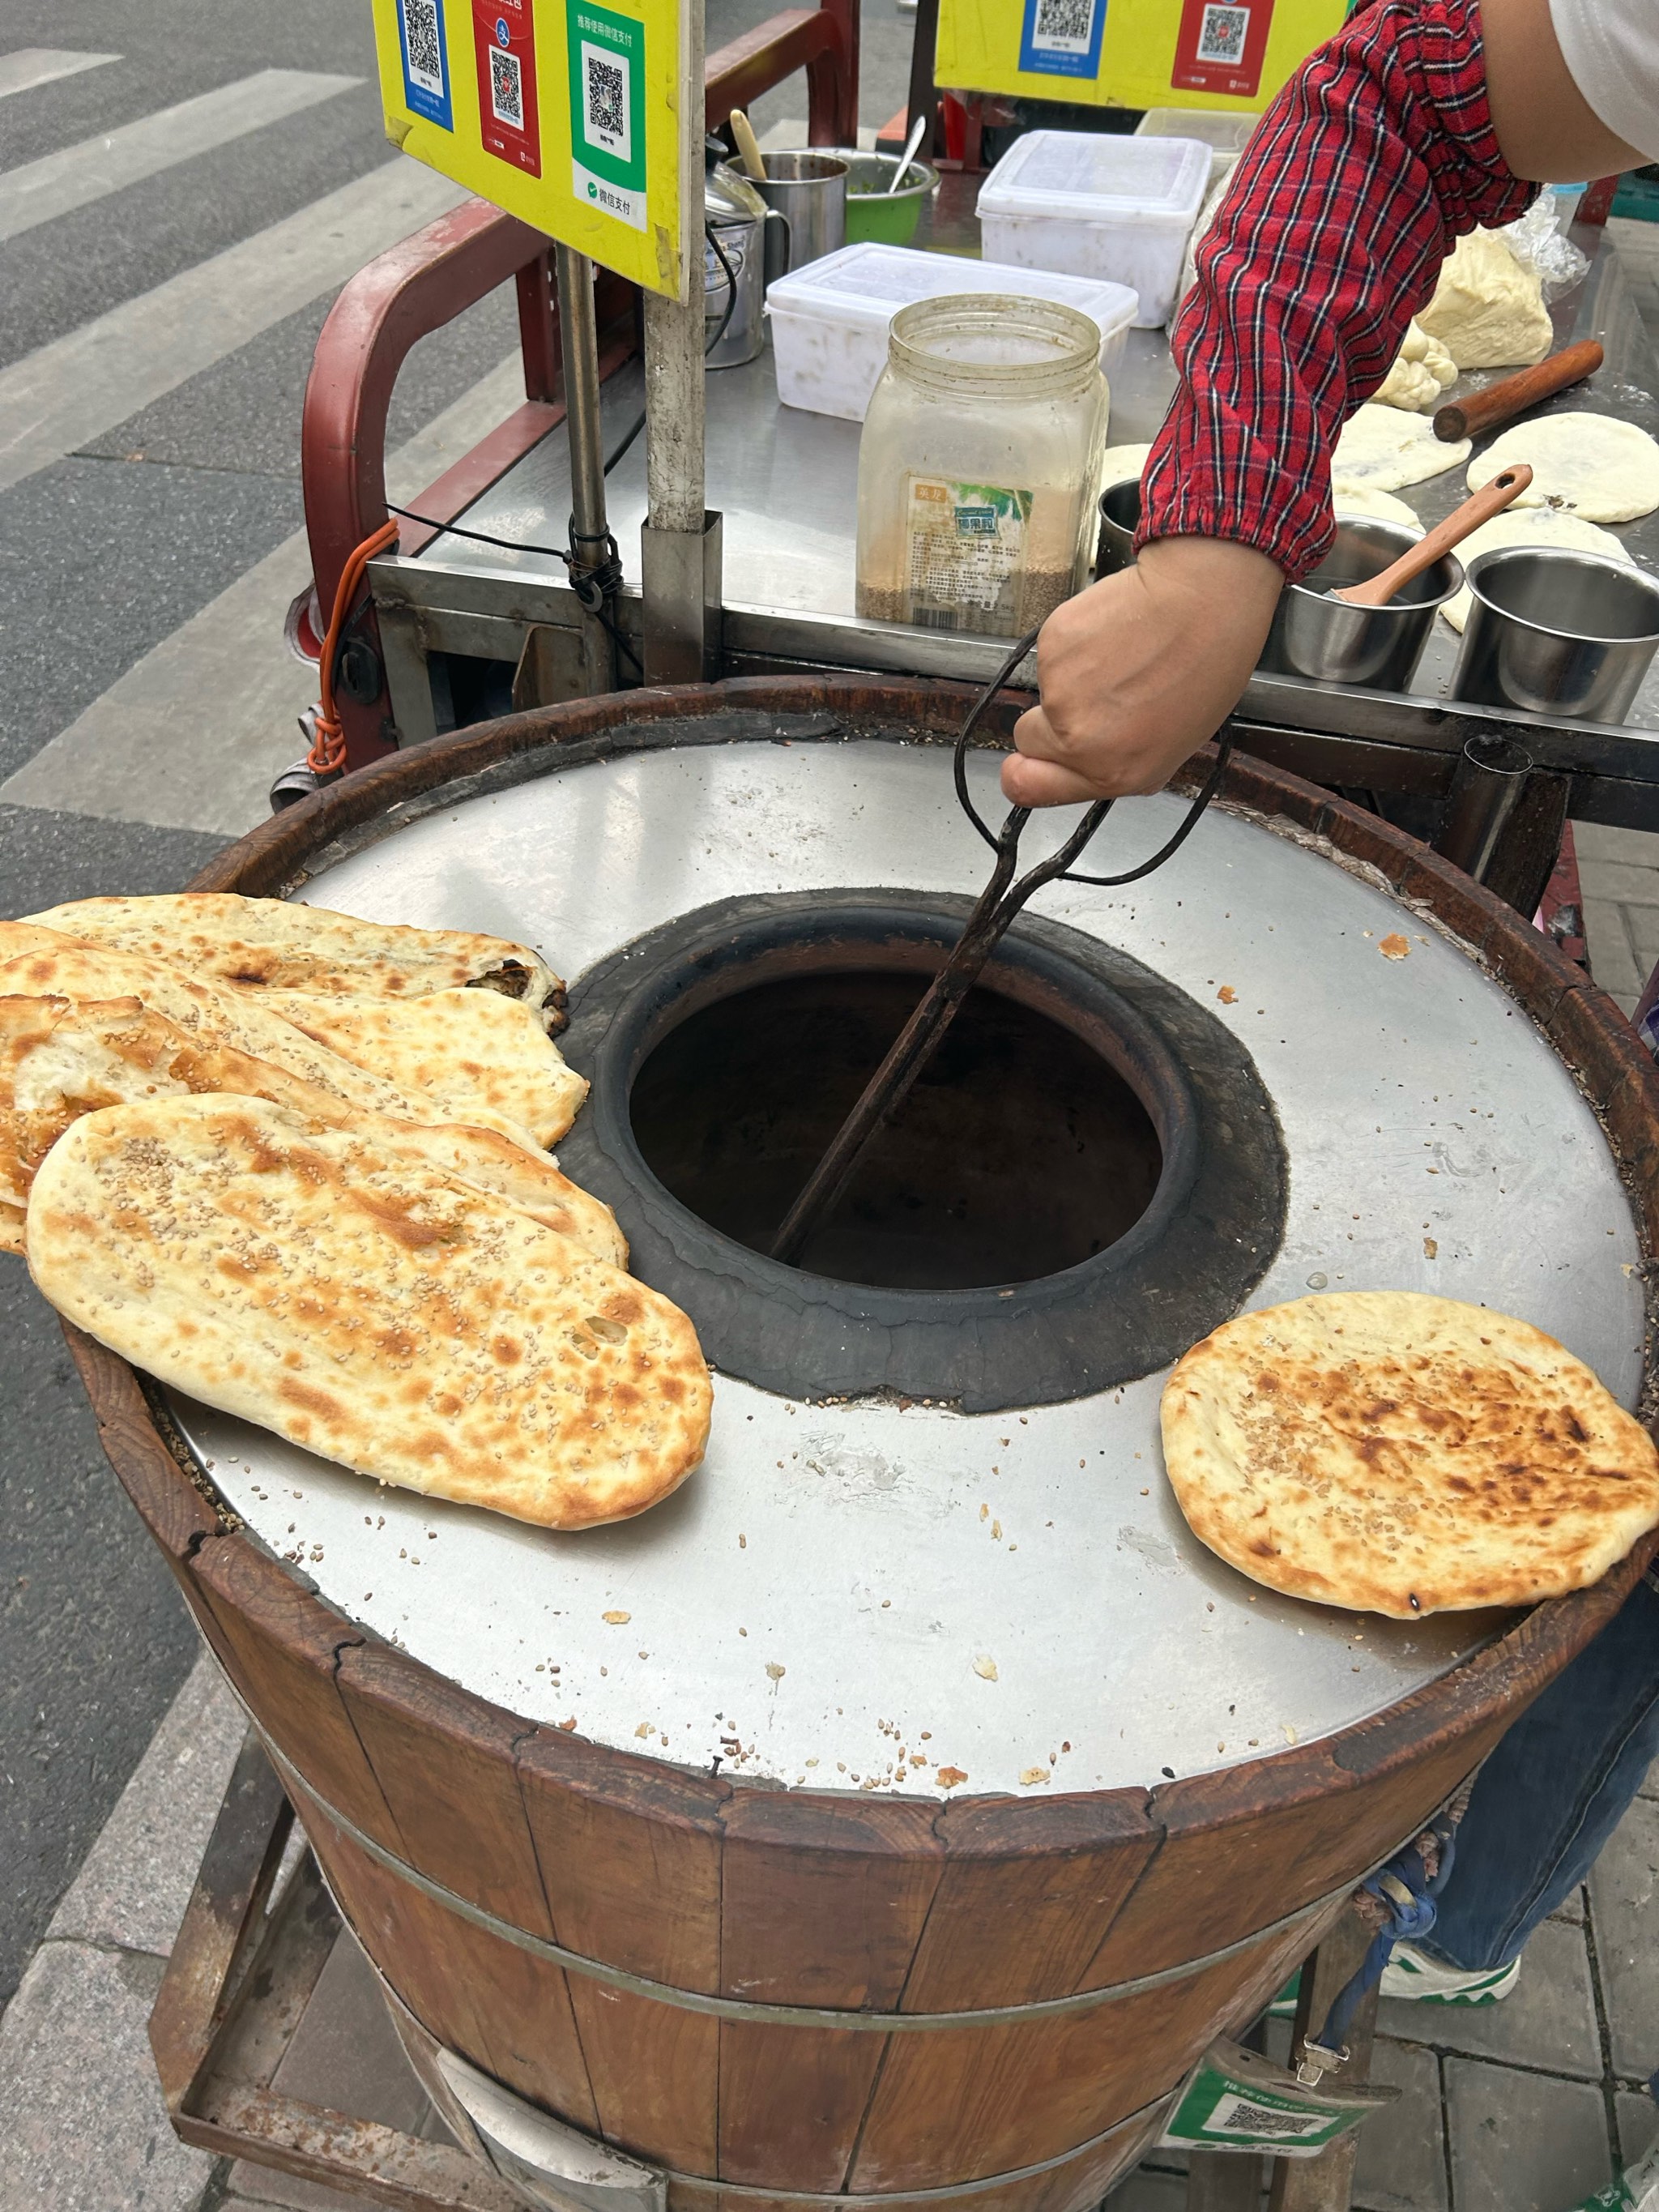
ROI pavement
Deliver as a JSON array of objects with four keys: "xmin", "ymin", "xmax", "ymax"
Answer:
[{"xmin": 2, "ymin": 10, "xmax": 1659, "ymax": 2206}]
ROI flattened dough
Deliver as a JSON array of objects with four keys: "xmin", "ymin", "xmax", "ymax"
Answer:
[
  {"xmin": 1467, "ymin": 412, "xmax": 1659, "ymax": 523},
  {"xmin": 1100, "ymin": 442, "xmax": 1153, "ymax": 485},
  {"xmin": 1332, "ymin": 486, "xmax": 1421, "ymax": 527},
  {"xmin": 1333, "ymin": 404, "xmax": 1469, "ymax": 494},
  {"xmin": 1438, "ymin": 510, "xmax": 1636, "ymax": 631}
]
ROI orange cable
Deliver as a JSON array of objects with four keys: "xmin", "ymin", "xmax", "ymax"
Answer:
[{"xmin": 305, "ymin": 518, "xmax": 400, "ymax": 777}]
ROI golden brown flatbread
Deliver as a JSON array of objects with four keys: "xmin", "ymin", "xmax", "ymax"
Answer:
[
  {"xmin": 1160, "ymin": 1292, "xmax": 1659, "ymax": 1617},
  {"xmin": 28, "ymin": 1095, "xmax": 706, "ymax": 1530},
  {"xmin": 23, "ymin": 894, "xmax": 561, "ymax": 1021},
  {"xmin": 0, "ymin": 996, "xmax": 624, "ymax": 1266},
  {"xmin": 260, "ymin": 987, "xmax": 587, "ymax": 1147}
]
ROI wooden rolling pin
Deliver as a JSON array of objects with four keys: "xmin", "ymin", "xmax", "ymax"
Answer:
[{"xmin": 1433, "ymin": 340, "xmax": 1604, "ymax": 442}]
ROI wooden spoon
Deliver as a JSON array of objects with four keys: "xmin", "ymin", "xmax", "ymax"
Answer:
[
  {"xmin": 1331, "ymin": 465, "xmax": 1533, "ymax": 607},
  {"xmin": 729, "ymin": 109, "xmax": 768, "ymax": 184}
]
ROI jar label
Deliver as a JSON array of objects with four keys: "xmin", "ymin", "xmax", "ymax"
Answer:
[{"xmin": 902, "ymin": 476, "xmax": 1034, "ymax": 633}]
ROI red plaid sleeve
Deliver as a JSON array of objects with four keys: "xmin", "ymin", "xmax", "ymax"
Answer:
[{"xmin": 1137, "ymin": 0, "xmax": 1536, "ymax": 581}]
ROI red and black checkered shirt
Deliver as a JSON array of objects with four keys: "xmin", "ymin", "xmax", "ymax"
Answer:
[{"xmin": 1138, "ymin": 0, "xmax": 1536, "ymax": 581}]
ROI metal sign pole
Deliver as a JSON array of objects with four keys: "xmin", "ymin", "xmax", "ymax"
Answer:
[
  {"xmin": 555, "ymin": 245, "xmax": 619, "ymax": 694},
  {"xmin": 641, "ymin": 0, "xmax": 722, "ymax": 683}
]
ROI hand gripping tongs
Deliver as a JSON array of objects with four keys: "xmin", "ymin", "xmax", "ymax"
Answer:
[{"xmin": 769, "ymin": 626, "xmax": 1236, "ymax": 1267}]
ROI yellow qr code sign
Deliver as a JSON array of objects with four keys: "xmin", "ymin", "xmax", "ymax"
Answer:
[
  {"xmin": 369, "ymin": 0, "xmax": 695, "ymax": 298},
  {"xmin": 936, "ymin": 0, "xmax": 1348, "ymax": 113}
]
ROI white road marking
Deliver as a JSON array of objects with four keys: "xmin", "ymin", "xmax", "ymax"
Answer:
[
  {"xmin": 0, "ymin": 156, "xmax": 467, "ymax": 494},
  {"xmin": 0, "ymin": 49, "xmax": 119, "ymax": 100},
  {"xmin": 1, "ymin": 356, "xmax": 529, "ymax": 837},
  {"xmin": 0, "ymin": 70, "xmax": 363, "ymax": 244}
]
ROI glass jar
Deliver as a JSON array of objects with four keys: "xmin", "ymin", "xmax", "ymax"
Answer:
[{"xmin": 855, "ymin": 294, "xmax": 1110, "ymax": 640}]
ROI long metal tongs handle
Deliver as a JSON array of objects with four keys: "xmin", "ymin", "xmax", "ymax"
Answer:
[{"xmin": 768, "ymin": 794, "xmax": 1113, "ymax": 1268}]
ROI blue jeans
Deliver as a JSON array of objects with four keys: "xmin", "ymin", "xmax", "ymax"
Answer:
[{"xmin": 1423, "ymin": 1570, "xmax": 1659, "ymax": 1974}]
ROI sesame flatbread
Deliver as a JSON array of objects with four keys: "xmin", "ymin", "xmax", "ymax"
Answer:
[
  {"xmin": 23, "ymin": 895, "xmax": 562, "ymax": 1023},
  {"xmin": 0, "ymin": 996, "xmax": 624, "ymax": 1266},
  {"xmin": 1160, "ymin": 1292, "xmax": 1659, "ymax": 1617},
  {"xmin": 261, "ymin": 987, "xmax": 587, "ymax": 1148},
  {"xmin": 28, "ymin": 1095, "xmax": 706, "ymax": 1530}
]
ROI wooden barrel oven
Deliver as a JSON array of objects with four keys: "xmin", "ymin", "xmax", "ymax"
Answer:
[{"xmin": 72, "ymin": 676, "xmax": 1659, "ymax": 2210}]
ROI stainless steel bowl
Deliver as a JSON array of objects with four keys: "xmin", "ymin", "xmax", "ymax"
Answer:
[
  {"xmin": 1452, "ymin": 545, "xmax": 1659, "ymax": 723},
  {"xmin": 1094, "ymin": 478, "xmax": 1141, "ymax": 578},
  {"xmin": 1257, "ymin": 519, "xmax": 1457, "ymax": 691}
]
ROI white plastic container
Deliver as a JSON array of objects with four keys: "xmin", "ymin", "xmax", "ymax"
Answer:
[
  {"xmin": 976, "ymin": 130, "xmax": 1210, "ymax": 328},
  {"xmin": 766, "ymin": 241, "xmax": 1137, "ymax": 421}
]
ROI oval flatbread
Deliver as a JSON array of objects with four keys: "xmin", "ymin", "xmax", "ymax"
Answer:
[
  {"xmin": 1467, "ymin": 413, "xmax": 1659, "ymax": 523},
  {"xmin": 23, "ymin": 894, "xmax": 561, "ymax": 1020},
  {"xmin": 28, "ymin": 1095, "xmax": 707, "ymax": 1530},
  {"xmin": 1438, "ymin": 509, "xmax": 1636, "ymax": 632},
  {"xmin": 1161, "ymin": 1292, "xmax": 1659, "ymax": 1617},
  {"xmin": 1333, "ymin": 487, "xmax": 1422, "ymax": 527},
  {"xmin": 1100, "ymin": 442, "xmax": 1153, "ymax": 486},
  {"xmin": 1333, "ymin": 404, "xmax": 1470, "ymax": 494}
]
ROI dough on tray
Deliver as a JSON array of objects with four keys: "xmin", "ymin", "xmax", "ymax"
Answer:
[
  {"xmin": 1417, "ymin": 228, "xmax": 1553, "ymax": 370},
  {"xmin": 1331, "ymin": 486, "xmax": 1422, "ymax": 527},
  {"xmin": 1099, "ymin": 442, "xmax": 1153, "ymax": 486},
  {"xmin": 1436, "ymin": 509, "xmax": 1636, "ymax": 631},
  {"xmin": 1333, "ymin": 404, "xmax": 1469, "ymax": 493},
  {"xmin": 1373, "ymin": 322, "xmax": 1457, "ymax": 412},
  {"xmin": 1466, "ymin": 412, "xmax": 1659, "ymax": 523}
]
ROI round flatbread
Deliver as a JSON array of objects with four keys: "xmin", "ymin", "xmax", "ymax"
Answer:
[
  {"xmin": 1333, "ymin": 487, "xmax": 1422, "ymax": 527},
  {"xmin": 1160, "ymin": 1292, "xmax": 1659, "ymax": 1617},
  {"xmin": 1467, "ymin": 412, "xmax": 1659, "ymax": 523},
  {"xmin": 1333, "ymin": 404, "xmax": 1470, "ymax": 494},
  {"xmin": 1438, "ymin": 510, "xmax": 1636, "ymax": 632},
  {"xmin": 1100, "ymin": 442, "xmax": 1153, "ymax": 487}
]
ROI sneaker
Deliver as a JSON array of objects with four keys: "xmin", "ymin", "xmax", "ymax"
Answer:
[{"xmin": 1379, "ymin": 1939, "xmax": 1520, "ymax": 2005}]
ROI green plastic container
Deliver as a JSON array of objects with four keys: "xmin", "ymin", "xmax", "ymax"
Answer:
[{"xmin": 828, "ymin": 152, "xmax": 939, "ymax": 246}]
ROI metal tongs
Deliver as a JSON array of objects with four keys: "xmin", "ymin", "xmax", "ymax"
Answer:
[{"xmin": 769, "ymin": 627, "xmax": 1236, "ymax": 1266}]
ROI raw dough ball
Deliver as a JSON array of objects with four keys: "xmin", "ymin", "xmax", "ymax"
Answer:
[
  {"xmin": 1332, "ymin": 486, "xmax": 1421, "ymax": 526},
  {"xmin": 1418, "ymin": 228, "xmax": 1552, "ymax": 370},
  {"xmin": 1333, "ymin": 404, "xmax": 1470, "ymax": 493},
  {"xmin": 1467, "ymin": 412, "xmax": 1659, "ymax": 523},
  {"xmin": 1100, "ymin": 442, "xmax": 1153, "ymax": 485},
  {"xmin": 1374, "ymin": 322, "xmax": 1458, "ymax": 412},
  {"xmin": 1437, "ymin": 510, "xmax": 1636, "ymax": 632}
]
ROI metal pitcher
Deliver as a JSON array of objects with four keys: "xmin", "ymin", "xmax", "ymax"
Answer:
[{"xmin": 704, "ymin": 159, "xmax": 787, "ymax": 370}]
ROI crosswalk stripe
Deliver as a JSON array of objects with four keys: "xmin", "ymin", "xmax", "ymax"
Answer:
[
  {"xmin": 0, "ymin": 353, "xmax": 531, "ymax": 837},
  {"xmin": 0, "ymin": 69, "xmax": 364, "ymax": 245},
  {"xmin": 0, "ymin": 49, "xmax": 119, "ymax": 100},
  {"xmin": 0, "ymin": 156, "xmax": 467, "ymax": 497}
]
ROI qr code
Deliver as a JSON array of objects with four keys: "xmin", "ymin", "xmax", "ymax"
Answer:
[
  {"xmin": 1031, "ymin": 0, "xmax": 1097, "ymax": 50},
  {"xmin": 400, "ymin": 0, "xmax": 443, "ymax": 92},
  {"xmin": 1204, "ymin": 2092, "xmax": 1325, "ymax": 2142},
  {"xmin": 1196, "ymin": 3, "xmax": 1251, "ymax": 64},
  {"xmin": 586, "ymin": 52, "xmax": 626, "ymax": 143},
  {"xmin": 489, "ymin": 45, "xmax": 523, "ymax": 128}
]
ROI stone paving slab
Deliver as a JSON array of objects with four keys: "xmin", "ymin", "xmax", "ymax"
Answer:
[
  {"xmin": 1588, "ymin": 1793, "xmax": 1659, "ymax": 2081},
  {"xmin": 1376, "ymin": 1915, "xmax": 1602, "ymax": 2078},
  {"xmin": 1354, "ymin": 2035, "xmax": 1448, "ymax": 2212},
  {"xmin": 1618, "ymin": 2089, "xmax": 1659, "ymax": 2167},
  {"xmin": 1444, "ymin": 2057, "xmax": 1613, "ymax": 2212}
]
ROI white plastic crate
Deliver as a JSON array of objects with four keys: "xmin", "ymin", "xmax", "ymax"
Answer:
[
  {"xmin": 975, "ymin": 130, "xmax": 1211, "ymax": 328},
  {"xmin": 765, "ymin": 241, "xmax": 1137, "ymax": 422}
]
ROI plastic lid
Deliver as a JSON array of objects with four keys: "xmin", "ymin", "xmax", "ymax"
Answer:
[
  {"xmin": 765, "ymin": 241, "xmax": 1139, "ymax": 334},
  {"xmin": 976, "ymin": 129, "xmax": 1210, "ymax": 224}
]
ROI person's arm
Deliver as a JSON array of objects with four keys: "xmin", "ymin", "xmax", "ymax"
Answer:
[{"xmin": 1006, "ymin": 0, "xmax": 1633, "ymax": 807}]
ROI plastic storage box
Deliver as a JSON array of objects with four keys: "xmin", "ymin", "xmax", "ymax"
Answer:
[
  {"xmin": 766, "ymin": 241, "xmax": 1137, "ymax": 421},
  {"xmin": 975, "ymin": 130, "xmax": 1211, "ymax": 328}
]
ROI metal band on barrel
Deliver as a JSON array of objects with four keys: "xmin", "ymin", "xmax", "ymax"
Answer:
[{"xmin": 263, "ymin": 1739, "xmax": 1352, "ymax": 2031}]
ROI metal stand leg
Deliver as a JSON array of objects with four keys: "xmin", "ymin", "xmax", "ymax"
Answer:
[
  {"xmin": 1434, "ymin": 734, "xmax": 1569, "ymax": 921},
  {"xmin": 1188, "ymin": 2148, "xmax": 1264, "ymax": 2207},
  {"xmin": 555, "ymin": 244, "xmax": 616, "ymax": 699},
  {"xmin": 1265, "ymin": 1912, "xmax": 1380, "ymax": 2212}
]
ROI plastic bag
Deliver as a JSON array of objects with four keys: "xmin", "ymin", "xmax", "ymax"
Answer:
[{"xmin": 1500, "ymin": 191, "xmax": 1590, "ymax": 301}]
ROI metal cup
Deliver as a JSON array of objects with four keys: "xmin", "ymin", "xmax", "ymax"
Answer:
[
  {"xmin": 754, "ymin": 152, "xmax": 848, "ymax": 271},
  {"xmin": 1094, "ymin": 478, "xmax": 1141, "ymax": 578},
  {"xmin": 1257, "ymin": 519, "xmax": 1461, "ymax": 691},
  {"xmin": 1452, "ymin": 545, "xmax": 1659, "ymax": 723}
]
